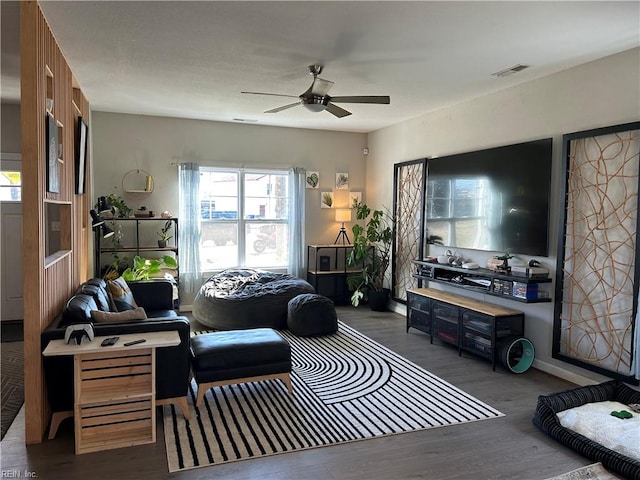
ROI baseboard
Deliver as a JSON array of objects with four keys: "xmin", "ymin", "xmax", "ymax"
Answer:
[
  {"xmin": 389, "ymin": 300, "xmax": 405, "ymax": 315},
  {"xmin": 531, "ymin": 359, "xmax": 611, "ymax": 386}
]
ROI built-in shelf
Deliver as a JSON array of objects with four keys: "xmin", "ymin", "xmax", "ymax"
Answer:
[{"xmin": 44, "ymin": 249, "xmax": 72, "ymax": 268}]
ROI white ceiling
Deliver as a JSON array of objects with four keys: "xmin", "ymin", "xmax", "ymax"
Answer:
[{"xmin": 2, "ymin": 1, "xmax": 639, "ymax": 133}]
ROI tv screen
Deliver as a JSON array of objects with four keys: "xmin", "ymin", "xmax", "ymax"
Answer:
[{"xmin": 425, "ymin": 138, "xmax": 552, "ymax": 256}]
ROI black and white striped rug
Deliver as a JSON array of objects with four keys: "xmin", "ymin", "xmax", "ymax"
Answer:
[{"xmin": 163, "ymin": 322, "xmax": 503, "ymax": 472}]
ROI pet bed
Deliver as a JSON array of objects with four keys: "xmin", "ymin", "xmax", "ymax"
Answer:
[{"xmin": 533, "ymin": 380, "xmax": 640, "ymax": 479}]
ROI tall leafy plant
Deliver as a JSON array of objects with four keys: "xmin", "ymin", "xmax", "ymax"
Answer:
[{"xmin": 346, "ymin": 202, "xmax": 394, "ymax": 306}]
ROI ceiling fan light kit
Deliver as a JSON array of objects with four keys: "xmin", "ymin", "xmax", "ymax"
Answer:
[
  {"xmin": 242, "ymin": 65, "xmax": 390, "ymax": 118},
  {"xmin": 302, "ymin": 97, "xmax": 329, "ymax": 113}
]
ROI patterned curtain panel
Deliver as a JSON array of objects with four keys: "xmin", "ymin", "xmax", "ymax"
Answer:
[
  {"xmin": 554, "ymin": 123, "xmax": 640, "ymax": 380},
  {"xmin": 392, "ymin": 160, "xmax": 426, "ymax": 303}
]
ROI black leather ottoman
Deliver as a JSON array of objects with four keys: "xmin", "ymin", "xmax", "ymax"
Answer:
[
  {"xmin": 287, "ymin": 293, "xmax": 338, "ymax": 336},
  {"xmin": 190, "ymin": 328, "xmax": 292, "ymax": 406}
]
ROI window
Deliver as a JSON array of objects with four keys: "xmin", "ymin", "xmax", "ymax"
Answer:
[
  {"xmin": 199, "ymin": 168, "xmax": 290, "ymax": 271},
  {"xmin": 0, "ymin": 170, "xmax": 21, "ymax": 201}
]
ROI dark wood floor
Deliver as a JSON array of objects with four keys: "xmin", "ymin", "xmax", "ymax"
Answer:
[{"xmin": 1, "ymin": 307, "xmax": 596, "ymax": 480}]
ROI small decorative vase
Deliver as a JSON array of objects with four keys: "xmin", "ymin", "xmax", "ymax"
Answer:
[{"xmin": 158, "ymin": 239, "xmax": 167, "ymax": 248}]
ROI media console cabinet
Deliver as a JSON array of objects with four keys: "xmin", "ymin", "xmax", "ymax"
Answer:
[{"xmin": 407, "ymin": 287, "xmax": 525, "ymax": 370}]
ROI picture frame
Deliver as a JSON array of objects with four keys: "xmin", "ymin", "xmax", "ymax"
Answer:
[
  {"xmin": 306, "ymin": 171, "xmax": 319, "ymax": 189},
  {"xmin": 335, "ymin": 172, "xmax": 349, "ymax": 190},
  {"xmin": 350, "ymin": 191, "xmax": 362, "ymax": 208},
  {"xmin": 321, "ymin": 191, "xmax": 333, "ymax": 208},
  {"xmin": 46, "ymin": 113, "xmax": 59, "ymax": 193},
  {"xmin": 75, "ymin": 116, "xmax": 88, "ymax": 195}
]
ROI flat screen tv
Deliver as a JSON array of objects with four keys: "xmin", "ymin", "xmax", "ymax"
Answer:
[{"xmin": 425, "ymin": 138, "xmax": 552, "ymax": 257}]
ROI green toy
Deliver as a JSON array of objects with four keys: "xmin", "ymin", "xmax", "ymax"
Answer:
[{"xmin": 610, "ymin": 410, "xmax": 633, "ymax": 419}]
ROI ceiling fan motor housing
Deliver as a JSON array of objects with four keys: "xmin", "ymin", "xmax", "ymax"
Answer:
[{"xmin": 302, "ymin": 96, "xmax": 329, "ymax": 112}]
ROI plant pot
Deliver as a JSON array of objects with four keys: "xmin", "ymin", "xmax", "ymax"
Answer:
[
  {"xmin": 368, "ymin": 288, "xmax": 390, "ymax": 312},
  {"xmin": 157, "ymin": 239, "xmax": 167, "ymax": 248}
]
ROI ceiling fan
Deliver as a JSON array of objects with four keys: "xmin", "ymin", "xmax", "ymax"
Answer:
[{"xmin": 241, "ymin": 65, "xmax": 390, "ymax": 118}]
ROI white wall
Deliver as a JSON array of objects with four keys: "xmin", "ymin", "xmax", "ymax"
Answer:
[
  {"xmin": 91, "ymin": 113, "xmax": 367, "ymax": 302},
  {"xmin": 92, "ymin": 113, "xmax": 366, "ymax": 241},
  {"xmin": 1, "ymin": 102, "xmax": 21, "ymax": 153},
  {"xmin": 366, "ymin": 47, "xmax": 640, "ymax": 384}
]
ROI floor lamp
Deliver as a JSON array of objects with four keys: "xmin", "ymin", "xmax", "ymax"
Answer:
[
  {"xmin": 90, "ymin": 209, "xmax": 114, "ymax": 277},
  {"xmin": 334, "ymin": 209, "xmax": 352, "ymax": 244}
]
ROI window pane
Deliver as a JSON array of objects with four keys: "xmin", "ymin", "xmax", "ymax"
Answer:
[
  {"xmin": 0, "ymin": 171, "xmax": 21, "ymax": 201},
  {"xmin": 245, "ymin": 223, "xmax": 288, "ymax": 268},
  {"xmin": 200, "ymin": 222, "xmax": 238, "ymax": 269},
  {"xmin": 244, "ymin": 173, "xmax": 289, "ymax": 219},
  {"xmin": 200, "ymin": 171, "xmax": 238, "ymax": 219}
]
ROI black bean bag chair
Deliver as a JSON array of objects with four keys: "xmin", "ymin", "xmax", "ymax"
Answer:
[
  {"xmin": 532, "ymin": 380, "xmax": 640, "ymax": 479},
  {"xmin": 193, "ymin": 268, "xmax": 315, "ymax": 330},
  {"xmin": 287, "ymin": 293, "xmax": 338, "ymax": 336}
]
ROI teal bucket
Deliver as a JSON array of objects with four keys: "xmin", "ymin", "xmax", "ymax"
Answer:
[{"xmin": 499, "ymin": 337, "xmax": 535, "ymax": 373}]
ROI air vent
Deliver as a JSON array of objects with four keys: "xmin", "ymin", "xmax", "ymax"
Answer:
[{"xmin": 491, "ymin": 64, "xmax": 530, "ymax": 78}]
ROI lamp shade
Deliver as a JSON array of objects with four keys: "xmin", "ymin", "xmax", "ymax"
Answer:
[
  {"xmin": 101, "ymin": 224, "xmax": 115, "ymax": 238},
  {"xmin": 90, "ymin": 209, "xmax": 104, "ymax": 228},
  {"xmin": 335, "ymin": 209, "xmax": 352, "ymax": 223}
]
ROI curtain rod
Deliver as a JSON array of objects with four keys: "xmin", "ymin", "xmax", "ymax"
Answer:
[{"xmin": 171, "ymin": 159, "xmax": 297, "ymax": 170}]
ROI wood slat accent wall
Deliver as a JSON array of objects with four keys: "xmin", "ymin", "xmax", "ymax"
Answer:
[{"xmin": 21, "ymin": 1, "xmax": 91, "ymax": 443}]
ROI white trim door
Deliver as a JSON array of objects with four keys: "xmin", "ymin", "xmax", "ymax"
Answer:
[{"xmin": 1, "ymin": 155, "xmax": 23, "ymax": 321}]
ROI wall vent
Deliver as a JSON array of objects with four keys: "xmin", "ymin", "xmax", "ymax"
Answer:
[{"xmin": 491, "ymin": 64, "xmax": 530, "ymax": 78}]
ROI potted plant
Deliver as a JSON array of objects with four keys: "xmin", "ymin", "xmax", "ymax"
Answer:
[
  {"xmin": 121, "ymin": 255, "xmax": 178, "ymax": 282},
  {"xmin": 157, "ymin": 220, "xmax": 173, "ymax": 248},
  {"xmin": 346, "ymin": 202, "xmax": 394, "ymax": 310},
  {"xmin": 95, "ymin": 194, "xmax": 132, "ymax": 218}
]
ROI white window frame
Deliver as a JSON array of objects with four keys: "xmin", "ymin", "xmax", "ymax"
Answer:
[{"xmin": 199, "ymin": 166, "xmax": 290, "ymax": 272}]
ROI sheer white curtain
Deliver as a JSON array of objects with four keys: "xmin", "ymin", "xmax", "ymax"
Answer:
[
  {"xmin": 288, "ymin": 167, "xmax": 306, "ymax": 278},
  {"xmin": 178, "ymin": 163, "xmax": 201, "ymax": 293}
]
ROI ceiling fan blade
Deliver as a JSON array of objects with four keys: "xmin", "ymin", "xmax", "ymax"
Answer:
[
  {"xmin": 264, "ymin": 101, "xmax": 301, "ymax": 114},
  {"xmin": 241, "ymin": 91, "xmax": 299, "ymax": 98},
  {"xmin": 329, "ymin": 95, "xmax": 391, "ymax": 104},
  {"xmin": 326, "ymin": 103, "xmax": 351, "ymax": 118},
  {"xmin": 305, "ymin": 77, "xmax": 334, "ymax": 97}
]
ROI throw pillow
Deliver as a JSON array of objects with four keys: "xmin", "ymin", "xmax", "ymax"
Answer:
[
  {"xmin": 106, "ymin": 277, "xmax": 139, "ymax": 312},
  {"xmin": 79, "ymin": 283, "xmax": 111, "ymax": 311},
  {"xmin": 90, "ymin": 307, "xmax": 147, "ymax": 323}
]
